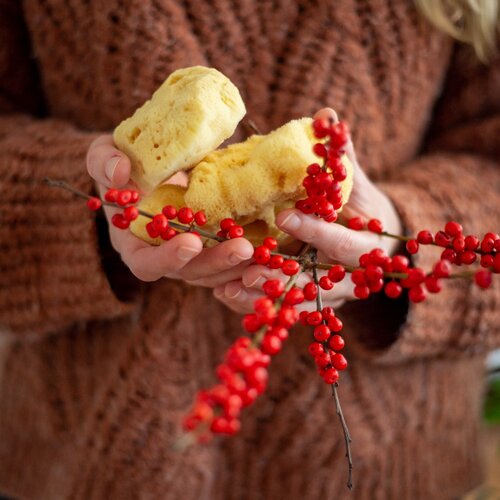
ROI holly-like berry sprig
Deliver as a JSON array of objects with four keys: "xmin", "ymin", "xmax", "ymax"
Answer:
[{"xmin": 45, "ymin": 118, "xmax": 498, "ymax": 490}]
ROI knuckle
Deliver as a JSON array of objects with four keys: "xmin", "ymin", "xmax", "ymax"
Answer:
[{"xmin": 328, "ymin": 231, "xmax": 354, "ymax": 259}]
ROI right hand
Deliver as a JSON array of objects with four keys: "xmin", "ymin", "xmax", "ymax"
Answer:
[{"xmin": 86, "ymin": 135, "xmax": 255, "ymax": 285}]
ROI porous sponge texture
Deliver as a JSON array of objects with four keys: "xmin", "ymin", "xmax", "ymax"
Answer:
[
  {"xmin": 130, "ymin": 117, "xmax": 354, "ymax": 247},
  {"xmin": 185, "ymin": 117, "xmax": 354, "ymax": 224},
  {"xmin": 130, "ymin": 184, "xmax": 187, "ymax": 245},
  {"xmin": 113, "ymin": 66, "xmax": 246, "ymax": 193}
]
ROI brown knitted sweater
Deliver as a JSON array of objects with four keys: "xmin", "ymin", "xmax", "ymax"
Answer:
[{"xmin": 0, "ymin": 1, "xmax": 499, "ymax": 499}]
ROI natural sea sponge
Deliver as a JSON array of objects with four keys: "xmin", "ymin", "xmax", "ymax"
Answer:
[
  {"xmin": 130, "ymin": 117, "xmax": 354, "ymax": 247},
  {"xmin": 113, "ymin": 66, "xmax": 246, "ymax": 193}
]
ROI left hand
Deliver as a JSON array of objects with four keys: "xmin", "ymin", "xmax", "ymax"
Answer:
[{"xmin": 213, "ymin": 108, "xmax": 403, "ymax": 313}]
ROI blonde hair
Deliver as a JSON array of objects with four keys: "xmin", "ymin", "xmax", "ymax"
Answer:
[{"xmin": 414, "ymin": 0, "xmax": 499, "ymax": 61}]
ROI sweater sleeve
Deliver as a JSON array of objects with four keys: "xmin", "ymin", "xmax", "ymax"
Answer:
[
  {"xmin": 344, "ymin": 47, "xmax": 500, "ymax": 364},
  {"xmin": 0, "ymin": 2, "xmax": 136, "ymax": 340}
]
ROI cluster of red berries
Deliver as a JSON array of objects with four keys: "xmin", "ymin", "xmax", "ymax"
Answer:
[
  {"xmin": 79, "ymin": 118, "xmax": 497, "ymax": 452},
  {"xmin": 354, "ymin": 216, "xmax": 497, "ymax": 293},
  {"xmin": 216, "ymin": 218, "xmax": 245, "ymax": 239},
  {"xmin": 295, "ymin": 119, "xmax": 349, "ymax": 222},
  {"xmin": 183, "ymin": 255, "xmax": 303, "ymax": 440}
]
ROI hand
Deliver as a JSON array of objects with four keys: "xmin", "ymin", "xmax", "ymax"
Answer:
[
  {"xmin": 213, "ymin": 108, "xmax": 403, "ymax": 313},
  {"xmin": 86, "ymin": 135, "xmax": 254, "ymax": 285}
]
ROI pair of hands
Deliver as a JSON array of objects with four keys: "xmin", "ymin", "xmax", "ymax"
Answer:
[{"xmin": 86, "ymin": 108, "xmax": 402, "ymax": 313}]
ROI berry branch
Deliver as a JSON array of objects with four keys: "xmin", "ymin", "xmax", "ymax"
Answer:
[{"xmin": 45, "ymin": 116, "xmax": 498, "ymax": 491}]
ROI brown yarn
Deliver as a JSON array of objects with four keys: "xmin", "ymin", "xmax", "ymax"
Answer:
[{"xmin": 0, "ymin": 0, "xmax": 499, "ymax": 498}]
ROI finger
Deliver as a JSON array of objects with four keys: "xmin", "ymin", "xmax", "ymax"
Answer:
[
  {"xmin": 313, "ymin": 107, "xmax": 339, "ymax": 123},
  {"xmin": 178, "ymin": 238, "xmax": 255, "ymax": 281},
  {"xmin": 121, "ymin": 232, "xmax": 203, "ymax": 282},
  {"xmin": 87, "ymin": 135, "xmax": 131, "ymax": 188},
  {"xmin": 276, "ymin": 209, "xmax": 376, "ymax": 267},
  {"xmin": 214, "ymin": 281, "xmax": 264, "ymax": 314}
]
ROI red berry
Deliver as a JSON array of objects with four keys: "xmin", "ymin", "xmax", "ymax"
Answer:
[
  {"xmin": 263, "ymin": 237, "xmax": 278, "ymax": 250},
  {"xmin": 152, "ymin": 214, "xmax": 168, "ymax": 232},
  {"xmin": 481, "ymin": 237, "xmax": 495, "ymax": 253},
  {"xmin": 481, "ymin": 254, "xmax": 494, "ymax": 268},
  {"xmin": 312, "ymin": 118, "xmax": 331, "ymax": 138},
  {"xmin": 284, "ymin": 287, "xmax": 305, "ymax": 305},
  {"xmin": 365, "ymin": 265, "xmax": 383, "ymax": 283},
  {"xmin": 253, "ymin": 246, "xmax": 271, "ymax": 265},
  {"xmin": 321, "ymin": 307, "xmax": 336, "ymax": 321},
  {"xmin": 314, "ymin": 324, "xmax": 331, "ymax": 342},
  {"xmin": 270, "ymin": 326, "xmax": 289, "ymax": 341},
  {"xmin": 306, "ymin": 311, "xmax": 323, "ymax": 326},
  {"xmin": 385, "ymin": 281, "xmax": 402, "ymax": 298},
  {"xmin": 441, "ymin": 248, "xmax": 457, "ymax": 262},
  {"xmin": 408, "ymin": 285, "xmax": 426, "ymax": 303},
  {"xmin": 347, "ymin": 217, "xmax": 364, "ymax": 230},
  {"xmin": 322, "ymin": 368, "xmax": 339, "ymax": 384},
  {"xmin": 263, "ymin": 279, "xmax": 285, "ymax": 299},
  {"xmin": 435, "ymin": 231, "xmax": 452, "ymax": 247},
  {"xmin": 464, "ymin": 235, "xmax": 480, "ymax": 251},
  {"xmin": 328, "ymin": 265, "xmax": 346, "ymax": 283},
  {"xmin": 474, "ymin": 270, "xmax": 492, "ymax": 289},
  {"xmin": 261, "ymin": 334, "xmax": 282, "ymax": 355},
  {"xmin": 308, "ymin": 342, "xmax": 324, "ymax": 357},
  {"xmin": 354, "ymin": 285, "xmax": 370, "ymax": 299},
  {"xmin": 406, "ymin": 239, "xmax": 419, "ymax": 254},
  {"xmin": 329, "ymin": 334, "xmax": 345, "ymax": 351},
  {"xmin": 313, "ymin": 142, "xmax": 327, "ymax": 158},
  {"xmin": 129, "ymin": 190, "xmax": 139, "ymax": 204},
  {"xmin": 367, "ymin": 219, "xmax": 383, "ymax": 234},
  {"xmin": 117, "ymin": 190, "xmax": 132, "ymax": 206},
  {"xmin": 307, "ymin": 163, "xmax": 321, "ymax": 175},
  {"xmin": 299, "ymin": 311, "xmax": 309, "ymax": 325},
  {"xmin": 319, "ymin": 276, "xmax": 334, "ymax": 290},
  {"xmin": 178, "ymin": 207, "xmax": 194, "ymax": 224},
  {"xmin": 86, "ymin": 197, "xmax": 102, "ymax": 211},
  {"xmin": 194, "ymin": 211, "xmax": 207, "ymax": 226},
  {"xmin": 452, "ymin": 236, "xmax": 465, "ymax": 252},
  {"xmin": 433, "ymin": 259, "xmax": 452, "ymax": 278},
  {"xmin": 351, "ymin": 270, "xmax": 366, "ymax": 286},
  {"xmin": 303, "ymin": 282, "xmax": 318, "ymax": 301},
  {"xmin": 161, "ymin": 227, "xmax": 177, "ymax": 240},
  {"xmin": 278, "ymin": 306, "xmax": 299, "ymax": 328},
  {"xmin": 392, "ymin": 255, "xmax": 409, "ymax": 272},
  {"xmin": 220, "ymin": 218, "xmax": 236, "ymax": 232},
  {"xmin": 445, "ymin": 221, "xmax": 462, "ymax": 237},
  {"xmin": 282, "ymin": 259, "xmax": 300, "ymax": 276},
  {"xmin": 104, "ymin": 188, "xmax": 118, "ymax": 203},
  {"xmin": 315, "ymin": 353, "xmax": 331, "ymax": 368},
  {"xmin": 123, "ymin": 206, "xmax": 139, "ymax": 221},
  {"xmin": 242, "ymin": 314, "xmax": 261, "ymax": 333},
  {"xmin": 328, "ymin": 316, "xmax": 343, "ymax": 332},
  {"xmin": 329, "ymin": 122, "xmax": 349, "ymax": 149},
  {"xmin": 331, "ymin": 353, "xmax": 348, "ymax": 371},
  {"xmin": 407, "ymin": 268, "xmax": 426, "ymax": 285},
  {"xmin": 460, "ymin": 251, "xmax": 476, "ymax": 265},
  {"xmin": 425, "ymin": 276, "xmax": 442, "ymax": 293},
  {"xmin": 228, "ymin": 225, "xmax": 244, "ymax": 238},
  {"xmin": 162, "ymin": 205, "xmax": 177, "ymax": 219},
  {"xmin": 111, "ymin": 213, "xmax": 130, "ymax": 229},
  {"xmin": 417, "ymin": 230, "xmax": 433, "ymax": 244},
  {"xmin": 268, "ymin": 255, "xmax": 284, "ymax": 269}
]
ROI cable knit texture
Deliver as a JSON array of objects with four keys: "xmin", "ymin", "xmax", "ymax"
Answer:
[{"xmin": 0, "ymin": 0, "xmax": 498, "ymax": 499}]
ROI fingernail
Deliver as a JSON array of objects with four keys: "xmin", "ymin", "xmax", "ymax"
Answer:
[
  {"xmin": 214, "ymin": 287, "xmax": 224, "ymax": 299},
  {"xmin": 228, "ymin": 252, "xmax": 251, "ymax": 265},
  {"xmin": 247, "ymin": 275, "xmax": 266, "ymax": 288},
  {"xmin": 105, "ymin": 156, "xmax": 121, "ymax": 181},
  {"xmin": 227, "ymin": 288, "xmax": 247, "ymax": 301},
  {"xmin": 177, "ymin": 246, "xmax": 199, "ymax": 261},
  {"xmin": 279, "ymin": 213, "xmax": 301, "ymax": 231}
]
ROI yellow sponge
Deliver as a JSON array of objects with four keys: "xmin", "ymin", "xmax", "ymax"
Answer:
[
  {"xmin": 113, "ymin": 66, "xmax": 246, "ymax": 193},
  {"xmin": 185, "ymin": 117, "xmax": 353, "ymax": 225},
  {"xmin": 129, "ymin": 117, "xmax": 354, "ymax": 247}
]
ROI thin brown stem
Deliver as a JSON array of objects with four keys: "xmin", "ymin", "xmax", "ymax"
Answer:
[
  {"xmin": 310, "ymin": 247, "xmax": 353, "ymax": 490},
  {"xmin": 44, "ymin": 177, "xmax": 224, "ymax": 241},
  {"xmin": 332, "ymin": 383, "xmax": 353, "ymax": 490}
]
